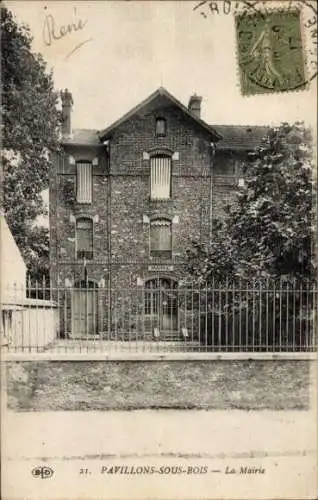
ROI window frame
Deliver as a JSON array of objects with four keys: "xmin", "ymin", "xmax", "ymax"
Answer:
[
  {"xmin": 155, "ymin": 117, "xmax": 167, "ymax": 137},
  {"xmin": 76, "ymin": 160, "xmax": 93, "ymax": 204},
  {"xmin": 150, "ymin": 154, "xmax": 172, "ymax": 201},
  {"xmin": 149, "ymin": 218, "xmax": 172, "ymax": 260},
  {"xmin": 75, "ymin": 217, "xmax": 94, "ymax": 261}
]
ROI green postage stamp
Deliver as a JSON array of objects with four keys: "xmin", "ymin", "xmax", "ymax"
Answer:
[{"xmin": 235, "ymin": 9, "xmax": 306, "ymax": 95}]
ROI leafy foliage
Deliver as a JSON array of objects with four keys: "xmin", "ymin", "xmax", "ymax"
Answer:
[
  {"xmin": 1, "ymin": 6, "xmax": 61, "ymax": 280},
  {"xmin": 186, "ymin": 122, "xmax": 315, "ymax": 283}
]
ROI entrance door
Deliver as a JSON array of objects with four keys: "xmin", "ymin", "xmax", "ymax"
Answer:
[
  {"xmin": 145, "ymin": 278, "xmax": 178, "ymax": 331},
  {"xmin": 72, "ymin": 281, "xmax": 98, "ymax": 337}
]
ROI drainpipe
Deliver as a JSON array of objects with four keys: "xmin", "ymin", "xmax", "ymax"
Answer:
[
  {"xmin": 104, "ymin": 139, "xmax": 112, "ymax": 333},
  {"xmin": 209, "ymin": 142, "xmax": 216, "ymax": 244}
]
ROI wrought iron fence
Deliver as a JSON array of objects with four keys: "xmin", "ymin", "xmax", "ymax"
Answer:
[{"xmin": 1, "ymin": 279, "xmax": 317, "ymax": 353}]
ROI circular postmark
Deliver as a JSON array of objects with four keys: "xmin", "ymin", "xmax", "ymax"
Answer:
[
  {"xmin": 193, "ymin": 0, "xmax": 317, "ymax": 95},
  {"xmin": 31, "ymin": 465, "xmax": 54, "ymax": 479},
  {"xmin": 236, "ymin": 0, "xmax": 317, "ymax": 94}
]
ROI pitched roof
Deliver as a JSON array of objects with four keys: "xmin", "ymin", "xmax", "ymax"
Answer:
[
  {"xmin": 212, "ymin": 125, "xmax": 270, "ymax": 151},
  {"xmin": 63, "ymin": 124, "xmax": 270, "ymax": 151},
  {"xmin": 60, "ymin": 87, "xmax": 270, "ymax": 151},
  {"xmin": 98, "ymin": 87, "xmax": 222, "ymax": 141}
]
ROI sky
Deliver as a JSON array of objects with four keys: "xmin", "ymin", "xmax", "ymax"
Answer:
[{"xmin": 7, "ymin": 0, "xmax": 318, "ymax": 131}]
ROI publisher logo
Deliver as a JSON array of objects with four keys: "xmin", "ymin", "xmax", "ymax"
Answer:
[{"xmin": 32, "ymin": 466, "xmax": 54, "ymax": 479}]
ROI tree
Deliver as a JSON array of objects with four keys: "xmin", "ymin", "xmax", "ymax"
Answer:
[
  {"xmin": 1, "ymin": 6, "xmax": 61, "ymax": 281},
  {"xmin": 186, "ymin": 122, "xmax": 315, "ymax": 283}
]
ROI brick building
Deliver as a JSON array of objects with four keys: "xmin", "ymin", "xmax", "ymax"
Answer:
[{"xmin": 49, "ymin": 87, "xmax": 267, "ymax": 339}]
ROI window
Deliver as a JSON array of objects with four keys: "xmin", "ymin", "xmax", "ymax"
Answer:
[
  {"xmin": 76, "ymin": 218, "xmax": 93, "ymax": 260},
  {"xmin": 150, "ymin": 219, "xmax": 172, "ymax": 259},
  {"xmin": 150, "ymin": 155, "xmax": 171, "ymax": 200},
  {"xmin": 76, "ymin": 161, "xmax": 92, "ymax": 203},
  {"xmin": 155, "ymin": 117, "xmax": 166, "ymax": 137}
]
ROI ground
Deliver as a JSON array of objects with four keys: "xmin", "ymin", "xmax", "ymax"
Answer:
[
  {"xmin": 2, "ymin": 408, "xmax": 317, "ymax": 499},
  {"xmin": 2, "ymin": 359, "xmax": 317, "ymax": 499}
]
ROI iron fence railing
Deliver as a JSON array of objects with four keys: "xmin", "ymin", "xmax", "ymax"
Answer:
[{"xmin": 1, "ymin": 279, "xmax": 317, "ymax": 353}]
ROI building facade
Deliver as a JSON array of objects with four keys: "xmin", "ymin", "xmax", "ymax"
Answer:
[{"xmin": 49, "ymin": 87, "xmax": 267, "ymax": 339}]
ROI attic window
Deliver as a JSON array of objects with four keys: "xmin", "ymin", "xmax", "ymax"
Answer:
[{"xmin": 156, "ymin": 118, "xmax": 166, "ymax": 137}]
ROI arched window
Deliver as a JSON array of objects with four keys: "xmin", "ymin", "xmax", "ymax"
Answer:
[
  {"xmin": 150, "ymin": 154, "xmax": 171, "ymax": 200},
  {"xmin": 76, "ymin": 218, "xmax": 93, "ymax": 260},
  {"xmin": 76, "ymin": 160, "xmax": 92, "ymax": 203},
  {"xmin": 150, "ymin": 218, "xmax": 172, "ymax": 259}
]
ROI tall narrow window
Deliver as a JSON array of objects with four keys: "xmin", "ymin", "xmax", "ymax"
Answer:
[
  {"xmin": 150, "ymin": 155, "xmax": 171, "ymax": 200},
  {"xmin": 150, "ymin": 219, "xmax": 172, "ymax": 259},
  {"xmin": 156, "ymin": 118, "xmax": 166, "ymax": 137},
  {"xmin": 76, "ymin": 218, "xmax": 93, "ymax": 260},
  {"xmin": 76, "ymin": 161, "xmax": 92, "ymax": 203}
]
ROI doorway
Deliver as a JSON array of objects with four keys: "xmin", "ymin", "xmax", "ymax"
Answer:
[
  {"xmin": 144, "ymin": 278, "xmax": 178, "ymax": 331},
  {"xmin": 72, "ymin": 280, "xmax": 98, "ymax": 337}
]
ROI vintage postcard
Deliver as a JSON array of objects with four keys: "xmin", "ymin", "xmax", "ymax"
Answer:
[{"xmin": 1, "ymin": 0, "xmax": 317, "ymax": 499}]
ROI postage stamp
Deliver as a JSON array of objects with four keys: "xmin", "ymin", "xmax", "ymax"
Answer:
[{"xmin": 235, "ymin": 9, "xmax": 306, "ymax": 95}]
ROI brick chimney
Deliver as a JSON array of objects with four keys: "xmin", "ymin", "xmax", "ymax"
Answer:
[
  {"xmin": 188, "ymin": 94, "xmax": 202, "ymax": 119},
  {"xmin": 60, "ymin": 89, "xmax": 73, "ymax": 135}
]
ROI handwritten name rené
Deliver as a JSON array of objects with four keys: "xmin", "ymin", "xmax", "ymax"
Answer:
[{"xmin": 43, "ymin": 7, "xmax": 87, "ymax": 47}]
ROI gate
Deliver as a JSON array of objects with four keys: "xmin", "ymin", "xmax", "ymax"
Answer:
[
  {"xmin": 72, "ymin": 280, "xmax": 98, "ymax": 337},
  {"xmin": 144, "ymin": 278, "xmax": 178, "ymax": 332}
]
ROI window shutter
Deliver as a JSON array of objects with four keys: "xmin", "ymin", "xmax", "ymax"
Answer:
[
  {"xmin": 150, "ymin": 156, "xmax": 171, "ymax": 200},
  {"xmin": 77, "ymin": 162, "xmax": 92, "ymax": 203}
]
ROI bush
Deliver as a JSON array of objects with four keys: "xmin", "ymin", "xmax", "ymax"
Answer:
[{"xmin": 198, "ymin": 310, "xmax": 313, "ymax": 351}]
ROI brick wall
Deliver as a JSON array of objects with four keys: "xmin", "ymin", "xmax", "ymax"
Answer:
[{"xmin": 109, "ymin": 103, "xmax": 215, "ymax": 275}]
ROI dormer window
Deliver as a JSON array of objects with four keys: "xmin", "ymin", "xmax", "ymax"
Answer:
[{"xmin": 156, "ymin": 117, "xmax": 166, "ymax": 137}]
